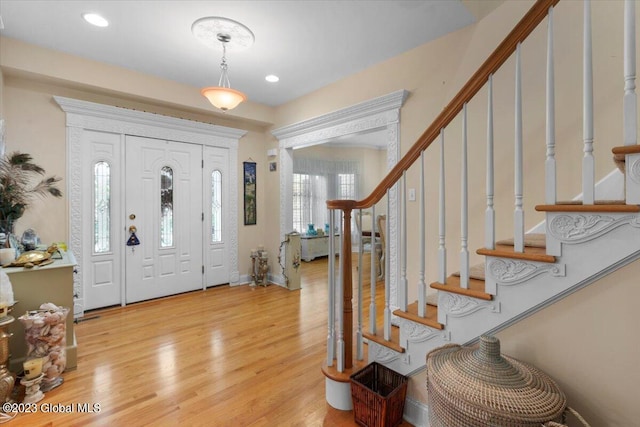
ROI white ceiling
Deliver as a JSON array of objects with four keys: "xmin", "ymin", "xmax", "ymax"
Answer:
[{"xmin": 0, "ymin": 0, "xmax": 478, "ymax": 107}]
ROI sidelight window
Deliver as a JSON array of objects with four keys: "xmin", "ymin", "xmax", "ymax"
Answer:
[
  {"xmin": 211, "ymin": 170, "xmax": 222, "ymax": 243},
  {"xmin": 94, "ymin": 161, "xmax": 111, "ymax": 253},
  {"xmin": 160, "ymin": 166, "xmax": 174, "ymax": 247}
]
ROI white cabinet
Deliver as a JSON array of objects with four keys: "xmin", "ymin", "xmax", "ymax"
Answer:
[{"xmin": 300, "ymin": 235, "xmax": 340, "ymax": 261}]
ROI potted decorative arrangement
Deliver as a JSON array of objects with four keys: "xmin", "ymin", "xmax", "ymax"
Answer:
[{"xmin": 0, "ymin": 152, "xmax": 62, "ymax": 247}]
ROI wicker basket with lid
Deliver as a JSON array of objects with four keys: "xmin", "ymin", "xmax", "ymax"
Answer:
[{"xmin": 426, "ymin": 335, "xmax": 568, "ymax": 427}]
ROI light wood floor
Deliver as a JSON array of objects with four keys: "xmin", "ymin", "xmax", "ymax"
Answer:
[{"xmin": 12, "ymin": 254, "xmax": 414, "ymax": 426}]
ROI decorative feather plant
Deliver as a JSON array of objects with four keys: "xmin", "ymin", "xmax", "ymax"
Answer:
[{"xmin": 0, "ymin": 152, "xmax": 62, "ymax": 232}]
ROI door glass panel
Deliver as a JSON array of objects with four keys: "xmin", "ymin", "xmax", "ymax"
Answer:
[
  {"xmin": 211, "ymin": 170, "xmax": 222, "ymax": 243},
  {"xmin": 94, "ymin": 161, "xmax": 110, "ymax": 253},
  {"xmin": 160, "ymin": 166, "xmax": 174, "ymax": 247}
]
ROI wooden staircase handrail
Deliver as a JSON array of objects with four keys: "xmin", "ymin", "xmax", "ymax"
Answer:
[{"xmin": 327, "ymin": 0, "xmax": 560, "ymax": 212}]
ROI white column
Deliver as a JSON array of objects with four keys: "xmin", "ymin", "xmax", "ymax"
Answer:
[
  {"xmin": 514, "ymin": 43, "xmax": 525, "ymax": 253},
  {"xmin": 418, "ymin": 151, "xmax": 427, "ymax": 317},
  {"xmin": 583, "ymin": 0, "xmax": 595, "ymax": 205},
  {"xmin": 486, "ymin": 74, "xmax": 496, "ymax": 250},
  {"xmin": 460, "ymin": 104, "xmax": 469, "ymax": 289},
  {"xmin": 327, "ymin": 209, "xmax": 335, "ymax": 366},
  {"xmin": 438, "ymin": 129, "xmax": 447, "ymax": 284},
  {"xmin": 546, "ymin": 6, "xmax": 557, "ymax": 205}
]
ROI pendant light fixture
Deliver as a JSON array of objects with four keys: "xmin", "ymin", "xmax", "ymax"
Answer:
[{"xmin": 192, "ymin": 17, "xmax": 254, "ymax": 112}]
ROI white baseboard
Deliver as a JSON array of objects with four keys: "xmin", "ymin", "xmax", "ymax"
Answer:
[{"xmin": 403, "ymin": 396, "xmax": 429, "ymax": 427}]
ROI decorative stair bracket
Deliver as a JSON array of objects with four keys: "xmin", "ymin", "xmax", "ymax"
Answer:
[{"xmin": 545, "ymin": 211, "xmax": 640, "ymax": 256}]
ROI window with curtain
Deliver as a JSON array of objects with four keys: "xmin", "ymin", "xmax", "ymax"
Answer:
[{"xmin": 292, "ymin": 157, "xmax": 359, "ymax": 234}]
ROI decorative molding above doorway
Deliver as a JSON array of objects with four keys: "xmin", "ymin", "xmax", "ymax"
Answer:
[{"xmin": 271, "ymin": 90, "xmax": 409, "ymax": 302}]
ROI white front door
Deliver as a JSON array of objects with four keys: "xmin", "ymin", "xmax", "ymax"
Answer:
[
  {"xmin": 125, "ymin": 136, "xmax": 203, "ymax": 303},
  {"xmin": 203, "ymin": 146, "xmax": 230, "ymax": 286}
]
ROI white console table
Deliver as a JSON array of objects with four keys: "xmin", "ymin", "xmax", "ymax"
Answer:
[{"xmin": 300, "ymin": 234, "xmax": 340, "ymax": 261}]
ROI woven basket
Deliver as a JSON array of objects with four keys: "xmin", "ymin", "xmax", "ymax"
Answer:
[
  {"xmin": 426, "ymin": 335, "xmax": 570, "ymax": 427},
  {"xmin": 350, "ymin": 362, "xmax": 408, "ymax": 427}
]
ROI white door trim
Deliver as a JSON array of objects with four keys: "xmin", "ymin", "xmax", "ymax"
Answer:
[
  {"xmin": 55, "ymin": 96, "xmax": 246, "ymax": 317},
  {"xmin": 271, "ymin": 90, "xmax": 408, "ymax": 304}
]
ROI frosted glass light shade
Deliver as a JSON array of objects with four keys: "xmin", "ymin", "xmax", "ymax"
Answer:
[{"xmin": 201, "ymin": 87, "xmax": 246, "ymax": 111}]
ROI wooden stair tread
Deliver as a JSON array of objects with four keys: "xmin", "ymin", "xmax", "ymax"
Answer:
[
  {"xmin": 452, "ymin": 263, "xmax": 486, "ymax": 280},
  {"xmin": 477, "ymin": 244, "xmax": 555, "ymax": 263},
  {"xmin": 363, "ymin": 323, "xmax": 404, "ymax": 353},
  {"xmin": 536, "ymin": 202, "xmax": 639, "ymax": 212},
  {"xmin": 612, "ymin": 145, "xmax": 640, "ymax": 155},
  {"xmin": 393, "ymin": 302, "xmax": 444, "ymax": 330},
  {"xmin": 430, "ymin": 276, "xmax": 492, "ymax": 301},
  {"xmin": 496, "ymin": 233, "xmax": 546, "ymax": 248},
  {"xmin": 321, "ymin": 358, "xmax": 369, "ymax": 383}
]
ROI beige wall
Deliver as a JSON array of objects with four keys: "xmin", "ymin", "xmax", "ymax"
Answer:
[{"xmin": 1, "ymin": 0, "xmax": 638, "ymax": 424}]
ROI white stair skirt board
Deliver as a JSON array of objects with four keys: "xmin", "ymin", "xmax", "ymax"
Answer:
[
  {"xmin": 403, "ymin": 395, "xmax": 430, "ymax": 427},
  {"xmin": 325, "ymin": 378, "xmax": 353, "ymax": 410}
]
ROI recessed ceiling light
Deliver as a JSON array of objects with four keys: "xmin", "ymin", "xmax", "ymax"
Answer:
[
  {"xmin": 265, "ymin": 75, "xmax": 280, "ymax": 83},
  {"xmin": 82, "ymin": 13, "xmax": 109, "ymax": 28}
]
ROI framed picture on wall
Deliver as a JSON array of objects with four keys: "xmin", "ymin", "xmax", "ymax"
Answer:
[{"xmin": 243, "ymin": 161, "xmax": 257, "ymax": 225}]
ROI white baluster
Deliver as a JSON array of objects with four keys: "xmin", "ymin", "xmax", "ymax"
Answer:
[
  {"xmin": 438, "ymin": 129, "xmax": 447, "ymax": 284},
  {"xmin": 327, "ymin": 209, "xmax": 335, "ymax": 366},
  {"xmin": 399, "ymin": 171, "xmax": 408, "ymax": 312},
  {"xmin": 624, "ymin": 0, "xmax": 639, "ymax": 203},
  {"xmin": 514, "ymin": 43, "xmax": 525, "ymax": 253},
  {"xmin": 486, "ymin": 74, "xmax": 496, "ymax": 250},
  {"xmin": 336, "ymin": 214, "xmax": 344, "ymax": 372},
  {"xmin": 356, "ymin": 209, "xmax": 363, "ymax": 361},
  {"xmin": 418, "ymin": 151, "xmax": 426, "ymax": 317},
  {"xmin": 369, "ymin": 205, "xmax": 377, "ymax": 335},
  {"xmin": 546, "ymin": 6, "xmax": 557, "ymax": 205},
  {"xmin": 461, "ymin": 103, "xmax": 469, "ymax": 289},
  {"xmin": 384, "ymin": 190, "xmax": 391, "ymax": 341},
  {"xmin": 583, "ymin": 0, "xmax": 595, "ymax": 205}
]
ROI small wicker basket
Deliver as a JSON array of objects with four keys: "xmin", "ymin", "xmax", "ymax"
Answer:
[
  {"xmin": 350, "ymin": 362, "xmax": 408, "ymax": 427},
  {"xmin": 426, "ymin": 335, "xmax": 589, "ymax": 427}
]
